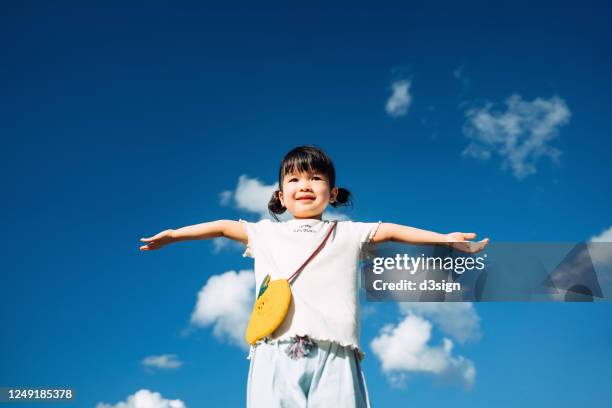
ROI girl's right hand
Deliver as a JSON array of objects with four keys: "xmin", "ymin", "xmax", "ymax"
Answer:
[
  {"xmin": 139, "ymin": 229, "xmax": 175, "ymax": 251},
  {"xmin": 445, "ymin": 232, "xmax": 489, "ymax": 254}
]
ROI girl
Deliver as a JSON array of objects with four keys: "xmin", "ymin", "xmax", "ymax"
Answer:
[{"xmin": 140, "ymin": 145, "xmax": 489, "ymax": 408}]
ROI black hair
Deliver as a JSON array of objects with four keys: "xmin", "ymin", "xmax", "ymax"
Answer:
[{"xmin": 268, "ymin": 145, "xmax": 352, "ymax": 219}]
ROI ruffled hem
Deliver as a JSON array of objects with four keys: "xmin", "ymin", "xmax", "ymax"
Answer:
[{"xmin": 250, "ymin": 334, "xmax": 366, "ymax": 362}]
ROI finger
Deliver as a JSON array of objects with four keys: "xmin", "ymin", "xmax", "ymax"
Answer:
[
  {"xmin": 477, "ymin": 239, "xmax": 489, "ymax": 249},
  {"xmin": 463, "ymin": 232, "xmax": 477, "ymax": 240},
  {"xmin": 472, "ymin": 242, "xmax": 488, "ymax": 253},
  {"xmin": 153, "ymin": 230, "xmax": 171, "ymax": 239},
  {"xmin": 141, "ymin": 237, "xmax": 153, "ymax": 242}
]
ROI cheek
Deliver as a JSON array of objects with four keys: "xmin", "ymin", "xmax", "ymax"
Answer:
[
  {"xmin": 280, "ymin": 185, "xmax": 295, "ymax": 201},
  {"xmin": 315, "ymin": 186, "xmax": 331, "ymax": 199},
  {"xmin": 282, "ymin": 184, "xmax": 295, "ymax": 195}
]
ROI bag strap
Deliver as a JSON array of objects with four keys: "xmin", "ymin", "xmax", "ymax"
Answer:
[{"xmin": 287, "ymin": 220, "xmax": 338, "ymax": 284}]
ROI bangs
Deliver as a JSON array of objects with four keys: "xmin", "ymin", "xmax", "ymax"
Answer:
[{"xmin": 278, "ymin": 146, "xmax": 336, "ymax": 186}]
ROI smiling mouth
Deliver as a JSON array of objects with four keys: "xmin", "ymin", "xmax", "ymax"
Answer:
[{"xmin": 297, "ymin": 197, "xmax": 315, "ymax": 201}]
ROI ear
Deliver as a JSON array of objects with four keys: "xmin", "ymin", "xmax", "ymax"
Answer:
[
  {"xmin": 330, "ymin": 186, "xmax": 338, "ymax": 203},
  {"xmin": 278, "ymin": 190, "xmax": 285, "ymax": 207}
]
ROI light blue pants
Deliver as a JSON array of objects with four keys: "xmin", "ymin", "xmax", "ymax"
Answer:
[{"xmin": 247, "ymin": 339, "xmax": 371, "ymax": 408}]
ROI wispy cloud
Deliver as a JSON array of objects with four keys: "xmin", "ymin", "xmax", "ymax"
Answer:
[
  {"xmin": 453, "ymin": 65, "xmax": 471, "ymax": 90},
  {"xmin": 190, "ymin": 269, "xmax": 254, "ymax": 350},
  {"xmin": 453, "ymin": 65, "xmax": 464, "ymax": 80},
  {"xmin": 462, "ymin": 94, "xmax": 571, "ymax": 179},
  {"xmin": 218, "ymin": 190, "xmax": 233, "ymax": 206},
  {"xmin": 386, "ymin": 80, "xmax": 412, "ymax": 118},
  {"xmin": 211, "ymin": 238, "xmax": 230, "ymax": 254},
  {"xmin": 141, "ymin": 354, "xmax": 182, "ymax": 370},
  {"xmin": 96, "ymin": 389, "xmax": 185, "ymax": 408}
]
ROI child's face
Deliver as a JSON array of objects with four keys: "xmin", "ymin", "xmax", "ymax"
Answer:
[{"xmin": 279, "ymin": 170, "xmax": 338, "ymax": 219}]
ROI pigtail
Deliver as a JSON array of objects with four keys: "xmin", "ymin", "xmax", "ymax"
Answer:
[
  {"xmin": 331, "ymin": 187, "xmax": 352, "ymax": 209},
  {"xmin": 268, "ymin": 190, "xmax": 286, "ymax": 220}
]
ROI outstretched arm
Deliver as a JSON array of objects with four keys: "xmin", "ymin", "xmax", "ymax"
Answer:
[
  {"xmin": 139, "ymin": 220, "xmax": 247, "ymax": 251},
  {"xmin": 371, "ymin": 223, "xmax": 489, "ymax": 254}
]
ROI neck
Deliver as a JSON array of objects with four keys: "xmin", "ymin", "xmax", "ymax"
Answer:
[{"xmin": 292, "ymin": 215, "xmax": 323, "ymax": 221}]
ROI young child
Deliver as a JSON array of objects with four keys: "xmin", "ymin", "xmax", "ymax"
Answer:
[{"xmin": 140, "ymin": 145, "xmax": 489, "ymax": 408}]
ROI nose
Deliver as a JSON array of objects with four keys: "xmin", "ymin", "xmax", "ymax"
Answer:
[{"xmin": 298, "ymin": 178, "xmax": 312, "ymax": 191}]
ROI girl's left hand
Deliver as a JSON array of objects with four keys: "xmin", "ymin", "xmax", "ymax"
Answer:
[{"xmin": 445, "ymin": 232, "xmax": 490, "ymax": 254}]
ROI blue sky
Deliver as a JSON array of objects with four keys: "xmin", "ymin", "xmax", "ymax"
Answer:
[{"xmin": 2, "ymin": 1, "xmax": 612, "ymax": 407}]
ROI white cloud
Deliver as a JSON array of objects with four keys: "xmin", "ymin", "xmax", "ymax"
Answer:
[
  {"xmin": 96, "ymin": 389, "xmax": 185, "ymax": 408},
  {"xmin": 462, "ymin": 94, "xmax": 571, "ymax": 179},
  {"xmin": 141, "ymin": 354, "xmax": 182, "ymax": 370},
  {"xmin": 386, "ymin": 80, "xmax": 412, "ymax": 118},
  {"xmin": 370, "ymin": 314, "xmax": 475, "ymax": 389},
  {"xmin": 590, "ymin": 226, "xmax": 612, "ymax": 242},
  {"xmin": 233, "ymin": 175, "xmax": 277, "ymax": 218},
  {"xmin": 190, "ymin": 270, "xmax": 254, "ymax": 350},
  {"xmin": 219, "ymin": 175, "xmax": 290, "ymax": 221},
  {"xmin": 399, "ymin": 302, "xmax": 481, "ymax": 343}
]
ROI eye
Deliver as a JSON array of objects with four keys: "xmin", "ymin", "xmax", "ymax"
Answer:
[
  {"xmin": 312, "ymin": 175, "xmax": 323, "ymax": 180},
  {"xmin": 288, "ymin": 177, "xmax": 298, "ymax": 182}
]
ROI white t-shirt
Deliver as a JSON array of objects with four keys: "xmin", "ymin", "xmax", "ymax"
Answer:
[{"xmin": 240, "ymin": 218, "xmax": 381, "ymax": 355}]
